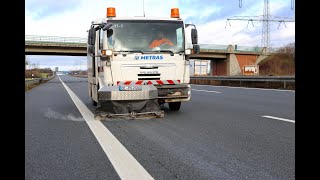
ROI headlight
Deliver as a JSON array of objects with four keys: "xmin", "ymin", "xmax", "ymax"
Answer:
[
  {"xmin": 102, "ymin": 49, "xmax": 113, "ymax": 56},
  {"xmin": 185, "ymin": 49, "xmax": 191, "ymax": 55}
]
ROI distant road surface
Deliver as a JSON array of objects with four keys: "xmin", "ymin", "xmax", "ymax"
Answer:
[{"xmin": 25, "ymin": 75, "xmax": 295, "ymax": 179}]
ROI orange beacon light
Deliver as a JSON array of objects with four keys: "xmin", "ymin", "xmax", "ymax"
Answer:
[
  {"xmin": 171, "ymin": 8, "xmax": 180, "ymax": 18},
  {"xmin": 107, "ymin": 7, "xmax": 116, "ymax": 17}
]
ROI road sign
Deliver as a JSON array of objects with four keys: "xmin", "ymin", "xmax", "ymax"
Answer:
[{"xmin": 243, "ymin": 65, "xmax": 259, "ymax": 75}]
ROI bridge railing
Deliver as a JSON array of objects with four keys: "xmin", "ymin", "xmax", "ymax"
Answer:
[
  {"xmin": 187, "ymin": 43, "xmax": 276, "ymax": 53},
  {"xmin": 25, "ymin": 35, "xmax": 87, "ymax": 44},
  {"xmin": 234, "ymin": 45, "xmax": 263, "ymax": 52},
  {"xmin": 200, "ymin": 44, "xmax": 230, "ymax": 51},
  {"xmin": 187, "ymin": 43, "xmax": 229, "ymax": 51}
]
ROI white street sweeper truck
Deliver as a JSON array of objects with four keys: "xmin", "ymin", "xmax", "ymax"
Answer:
[{"xmin": 87, "ymin": 7, "xmax": 200, "ymax": 119}]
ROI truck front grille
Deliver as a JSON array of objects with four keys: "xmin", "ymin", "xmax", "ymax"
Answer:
[
  {"xmin": 138, "ymin": 74, "xmax": 161, "ymax": 76},
  {"xmin": 138, "ymin": 77, "xmax": 161, "ymax": 80}
]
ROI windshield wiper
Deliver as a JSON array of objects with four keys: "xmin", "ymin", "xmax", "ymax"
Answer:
[
  {"xmin": 157, "ymin": 50, "xmax": 174, "ymax": 56},
  {"xmin": 178, "ymin": 50, "xmax": 185, "ymax": 55},
  {"xmin": 115, "ymin": 50, "xmax": 175, "ymax": 56},
  {"xmin": 115, "ymin": 50, "xmax": 144, "ymax": 54}
]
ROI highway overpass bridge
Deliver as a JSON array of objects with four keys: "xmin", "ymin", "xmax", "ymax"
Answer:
[{"xmin": 25, "ymin": 35, "xmax": 276, "ymax": 76}]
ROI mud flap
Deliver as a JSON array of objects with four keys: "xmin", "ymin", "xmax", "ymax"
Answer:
[{"xmin": 94, "ymin": 99, "xmax": 164, "ymax": 120}]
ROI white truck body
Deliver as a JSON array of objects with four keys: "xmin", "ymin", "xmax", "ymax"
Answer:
[{"xmin": 87, "ymin": 8, "xmax": 199, "ymax": 118}]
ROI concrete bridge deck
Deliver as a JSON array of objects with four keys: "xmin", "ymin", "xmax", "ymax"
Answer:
[
  {"xmin": 25, "ymin": 35, "xmax": 276, "ymax": 57},
  {"xmin": 25, "ymin": 35, "xmax": 276, "ymax": 75}
]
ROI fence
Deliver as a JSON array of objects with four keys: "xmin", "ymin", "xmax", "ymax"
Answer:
[{"xmin": 190, "ymin": 76, "xmax": 295, "ymax": 89}]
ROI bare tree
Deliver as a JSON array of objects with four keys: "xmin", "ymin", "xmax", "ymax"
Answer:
[
  {"xmin": 277, "ymin": 42, "xmax": 295, "ymax": 61},
  {"xmin": 286, "ymin": 43, "xmax": 295, "ymax": 61}
]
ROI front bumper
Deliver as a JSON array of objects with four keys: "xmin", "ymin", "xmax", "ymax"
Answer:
[
  {"xmin": 96, "ymin": 84, "xmax": 163, "ymax": 118},
  {"xmin": 98, "ymin": 84, "xmax": 158, "ymax": 101}
]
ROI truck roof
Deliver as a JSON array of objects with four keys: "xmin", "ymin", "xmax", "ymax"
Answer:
[{"xmin": 93, "ymin": 17, "xmax": 183, "ymax": 24}]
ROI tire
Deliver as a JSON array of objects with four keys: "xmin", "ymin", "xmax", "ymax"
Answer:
[
  {"xmin": 92, "ymin": 99, "xmax": 98, "ymax": 106},
  {"xmin": 168, "ymin": 102, "xmax": 181, "ymax": 111}
]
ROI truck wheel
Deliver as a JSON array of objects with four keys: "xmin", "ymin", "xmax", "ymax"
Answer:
[
  {"xmin": 92, "ymin": 100, "xmax": 98, "ymax": 106},
  {"xmin": 169, "ymin": 102, "xmax": 181, "ymax": 111}
]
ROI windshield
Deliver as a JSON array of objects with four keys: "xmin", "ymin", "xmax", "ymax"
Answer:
[{"xmin": 105, "ymin": 20, "xmax": 184, "ymax": 53}]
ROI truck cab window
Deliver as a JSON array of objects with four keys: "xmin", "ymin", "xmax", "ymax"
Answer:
[
  {"xmin": 99, "ymin": 29, "xmax": 103, "ymax": 50},
  {"xmin": 107, "ymin": 20, "xmax": 184, "ymax": 53},
  {"xmin": 176, "ymin": 27, "xmax": 183, "ymax": 50}
]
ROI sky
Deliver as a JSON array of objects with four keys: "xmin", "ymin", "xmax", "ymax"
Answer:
[{"xmin": 25, "ymin": 0, "xmax": 295, "ymax": 71}]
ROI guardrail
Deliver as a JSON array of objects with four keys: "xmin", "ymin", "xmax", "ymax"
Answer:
[
  {"xmin": 25, "ymin": 78, "xmax": 41, "ymax": 87},
  {"xmin": 71, "ymin": 74, "xmax": 88, "ymax": 78},
  {"xmin": 25, "ymin": 76, "xmax": 55, "ymax": 90},
  {"xmin": 41, "ymin": 76, "xmax": 56, "ymax": 81},
  {"xmin": 190, "ymin": 76, "xmax": 295, "ymax": 90}
]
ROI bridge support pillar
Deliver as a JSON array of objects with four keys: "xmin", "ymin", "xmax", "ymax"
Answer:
[
  {"xmin": 226, "ymin": 45, "xmax": 241, "ymax": 76},
  {"xmin": 255, "ymin": 47, "xmax": 269, "ymax": 65},
  {"xmin": 256, "ymin": 54, "xmax": 269, "ymax": 65},
  {"xmin": 227, "ymin": 53, "xmax": 241, "ymax": 76},
  {"xmin": 210, "ymin": 61, "xmax": 214, "ymax": 76}
]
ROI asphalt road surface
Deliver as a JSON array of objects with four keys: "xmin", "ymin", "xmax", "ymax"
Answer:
[{"xmin": 25, "ymin": 75, "xmax": 295, "ymax": 180}]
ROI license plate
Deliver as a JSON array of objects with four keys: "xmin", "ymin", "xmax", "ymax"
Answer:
[{"xmin": 119, "ymin": 85, "xmax": 142, "ymax": 91}]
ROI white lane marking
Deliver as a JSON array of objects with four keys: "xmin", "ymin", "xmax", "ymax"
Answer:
[
  {"xmin": 191, "ymin": 89, "xmax": 221, "ymax": 93},
  {"xmin": 191, "ymin": 84, "xmax": 295, "ymax": 92},
  {"xmin": 262, "ymin": 115, "xmax": 295, "ymax": 123},
  {"xmin": 58, "ymin": 76, "xmax": 154, "ymax": 180}
]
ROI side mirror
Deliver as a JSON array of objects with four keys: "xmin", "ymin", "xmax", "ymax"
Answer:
[
  {"xmin": 88, "ymin": 28, "xmax": 96, "ymax": 45},
  {"xmin": 107, "ymin": 29, "xmax": 113, "ymax": 38},
  {"xmin": 193, "ymin": 44, "xmax": 200, "ymax": 54},
  {"xmin": 191, "ymin": 29, "xmax": 198, "ymax": 44},
  {"xmin": 102, "ymin": 23, "xmax": 113, "ymax": 31},
  {"xmin": 88, "ymin": 45, "xmax": 94, "ymax": 54}
]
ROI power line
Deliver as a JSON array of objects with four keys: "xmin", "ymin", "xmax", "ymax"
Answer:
[{"xmin": 226, "ymin": 0, "xmax": 295, "ymax": 49}]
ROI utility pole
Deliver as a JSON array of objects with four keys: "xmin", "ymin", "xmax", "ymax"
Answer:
[
  {"xmin": 143, "ymin": 0, "xmax": 145, "ymax": 17},
  {"xmin": 226, "ymin": 0, "xmax": 295, "ymax": 49},
  {"xmin": 262, "ymin": 0, "xmax": 270, "ymax": 49}
]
